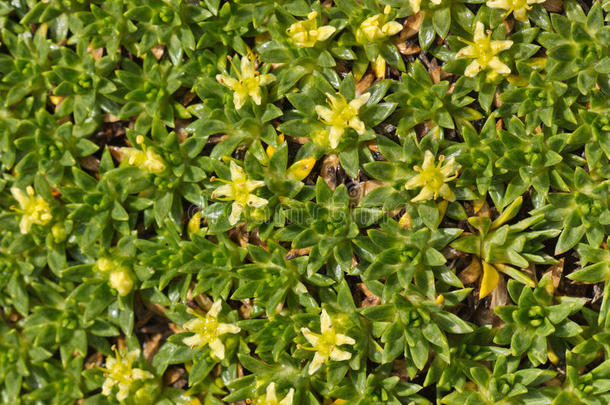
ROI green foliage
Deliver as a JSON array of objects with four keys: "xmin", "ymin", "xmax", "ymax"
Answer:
[{"xmin": 0, "ymin": 0, "xmax": 609, "ymax": 404}]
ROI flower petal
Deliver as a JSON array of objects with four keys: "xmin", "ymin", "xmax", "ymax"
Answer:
[
  {"xmin": 209, "ymin": 338, "xmax": 226, "ymax": 360},
  {"xmin": 382, "ymin": 21, "xmax": 403, "ymax": 37},
  {"xmin": 217, "ymin": 323, "xmax": 241, "ymax": 335},
  {"xmin": 316, "ymin": 26, "xmax": 336, "ymax": 42},
  {"xmin": 301, "ymin": 327, "xmax": 320, "ymax": 346},
  {"xmin": 464, "ymin": 60, "xmax": 482, "ymax": 78},
  {"xmin": 247, "ymin": 194, "xmax": 268, "ymax": 208},
  {"xmin": 488, "ymin": 57, "xmax": 511, "ymax": 75},
  {"xmin": 209, "ymin": 300, "xmax": 223, "ymax": 318},
  {"xmin": 229, "ymin": 202, "xmax": 244, "ymax": 225},
  {"xmin": 280, "ymin": 388, "xmax": 295, "ymax": 405},
  {"xmin": 320, "ymin": 309, "xmax": 332, "ymax": 333},
  {"xmin": 309, "ymin": 352, "xmax": 326, "ymax": 375},
  {"xmin": 266, "ymin": 382, "xmax": 278, "ymax": 403},
  {"xmin": 329, "ymin": 348, "xmax": 352, "ymax": 361},
  {"xmin": 335, "ymin": 333, "xmax": 356, "ymax": 346}
]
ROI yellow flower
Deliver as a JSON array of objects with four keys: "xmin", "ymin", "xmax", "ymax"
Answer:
[
  {"xmin": 216, "ymin": 52, "xmax": 275, "ymax": 109},
  {"xmin": 253, "ymin": 382, "xmax": 294, "ymax": 405},
  {"xmin": 456, "ymin": 22, "xmax": 513, "ymax": 78},
  {"xmin": 409, "ymin": 0, "xmax": 442, "ymax": 13},
  {"xmin": 405, "ymin": 150, "xmax": 459, "ymax": 202},
  {"xmin": 300, "ymin": 309, "xmax": 355, "ymax": 375},
  {"xmin": 109, "ymin": 267, "xmax": 134, "ymax": 296},
  {"xmin": 10, "ymin": 185, "xmax": 52, "ymax": 234},
  {"xmin": 287, "ymin": 157, "xmax": 316, "ymax": 181},
  {"xmin": 286, "ymin": 11, "xmax": 336, "ymax": 48},
  {"xmin": 487, "ymin": 0, "xmax": 545, "ymax": 22},
  {"xmin": 121, "ymin": 135, "xmax": 166, "ymax": 174},
  {"xmin": 211, "ymin": 161, "xmax": 268, "ymax": 225},
  {"xmin": 356, "ymin": 5, "xmax": 403, "ymax": 43},
  {"xmin": 100, "ymin": 347, "xmax": 154, "ymax": 402},
  {"xmin": 182, "ymin": 300, "xmax": 241, "ymax": 360},
  {"xmin": 314, "ymin": 92, "xmax": 370, "ymax": 149}
]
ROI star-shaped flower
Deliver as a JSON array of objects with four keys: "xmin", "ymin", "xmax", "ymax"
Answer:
[
  {"xmin": 211, "ymin": 161, "xmax": 268, "ymax": 225},
  {"xmin": 487, "ymin": 0, "xmax": 545, "ymax": 22},
  {"xmin": 314, "ymin": 92, "xmax": 370, "ymax": 149},
  {"xmin": 10, "ymin": 185, "xmax": 52, "ymax": 234},
  {"xmin": 405, "ymin": 150, "xmax": 459, "ymax": 202},
  {"xmin": 253, "ymin": 382, "xmax": 295, "ymax": 405},
  {"xmin": 356, "ymin": 5, "xmax": 403, "ymax": 43},
  {"xmin": 456, "ymin": 22, "xmax": 513, "ymax": 78},
  {"xmin": 300, "ymin": 309, "xmax": 355, "ymax": 375},
  {"xmin": 286, "ymin": 11, "xmax": 336, "ymax": 48},
  {"xmin": 121, "ymin": 135, "xmax": 166, "ymax": 174},
  {"xmin": 216, "ymin": 52, "xmax": 275, "ymax": 109},
  {"xmin": 182, "ymin": 300, "xmax": 241, "ymax": 360},
  {"xmin": 100, "ymin": 348, "xmax": 154, "ymax": 402}
]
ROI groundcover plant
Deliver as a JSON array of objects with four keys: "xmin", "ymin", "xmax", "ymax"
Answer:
[{"xmin": 0, "ymin": 0, "xmax": 609, "ymax": 403}]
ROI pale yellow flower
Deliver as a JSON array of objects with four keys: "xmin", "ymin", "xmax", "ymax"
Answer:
[
  {"xmin": 109, "ymin": 267, "xmax": 134, "ymax": 296},
  {"xmin": 314, "ymin": 92, "xmax": 370, "ymax": 149},
  {"xmin": 356, "ymin": 5, "xmax": 403, "ymax": 43},
  {"xmin": 121, "ymin": 135, "xmax": 166, "ymax": 174},
  {"xmin": 286, "ymin": 11, "xmax": 336, "ymax": 48},
  {"xmin": 211, "ymin": 161, "xmax": 268, "ymax": 225},
  {"xmin": 456, "ymin": 22, "xmax": 513, "ymax": 78},
  {"xmin": 253, "ymin": 382, "xmax": 295, "ymax": 405},
  {"xmin": 216, "ymin": 52, "xmax": 275, "ymax": 109},
  {"xmin": 100, "ymin": 348, "xmax": 154, "ymax": 402},
  {"xmin": 405, "ymin": 150, "xmax": 459, "ymax": 202},
  {"xmin": 300, "ymin": 309, "xmax": 355, "ymax": 375},
  {"xmin": 487, "ymin": 0, "xmax": 545, "ymax": 22},
  {"xmin": 409, "ymin": 0, "xmax": 442, "ymax": 13},
  {"xmin": 182, "ymin": 300, "xmax": 241, "ymax": 360},
  {"xmin": 10, "ymin": 185, "xmax": 52, "ymax": 234}
]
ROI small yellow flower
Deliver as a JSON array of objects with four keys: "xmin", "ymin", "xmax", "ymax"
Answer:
[
  {"xmin": 121, "ymin": 135, "xmax": 166, "ymax": 174},
  {"xmin": 409, "ymin": 0, "xmax": 442, "ymax": 13},
  {"xmin": 182, "ymin": 300, "xmax": 241, "ymax": 360},
  {"xmin": 211, "ymin": 161, "xmax": 268, "ymax": 225},
  {"xmin": 314, "ymin": 92, "xmax": 370, "ymax": 149},
  {"xmin": 100, "ymin": 347, "xmax": 154, "ymax": 402},
  {"xmin": 286, "ymin": 11, "xmax": 336, "ymax": 48},
  {"xmin": 405, "ymin": 150, "xmax": 459, "ymax": 202},
  {"xmin": 487, "ymin": 0, "xmax": 545, "ymax": 22},
  {"xmin": 109, "ymin": 267, "xmax": 134, "ymax": 296},
  {"xmin": 456, "ymin": 22, "xmax": 513, "ymax": 78},
  {"xmin": 356, "ymin": 5, "xmax": 403, "ymax": 43},
  {"xmin": 216, "ymin": 52, "xmax": 275, "ymax": 109},
  {"xmin": 10, "ymin": 185, "xmax": 52, "ymax": 234},
  {"xmin": 253, "ymin": 382, "xmax": 295, "ymax": 405},
  {"xmin": 300, "ymin": 309, "xmax": 355, "ymax": 375},
  {"xmin": 187, "ymin": 211, "xmax": 202, "ymax": 235},
  {"xmin": 287, "ymin": 157, "xmax": 316, "ymax": 181}
]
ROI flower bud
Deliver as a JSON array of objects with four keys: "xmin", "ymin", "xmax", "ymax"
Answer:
[{"xmin": 109, "ymin": 267, "xmax": 134, "ymax": 296}]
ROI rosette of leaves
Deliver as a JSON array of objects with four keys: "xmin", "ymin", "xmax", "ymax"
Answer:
[
  {"xmin": 537, "ymin": 1, "xmax": 609, "ymax": 95},
  {"xmin": 111, "ymin": 55, "xmax": 187, "ymax": 133},
  {"xmin": 279, "ymin": 73, "xmax": 395, "ymax": 177},
  {"xmin": 357, "ymin": 218, "xmax": 463, "ymax": 297},
  {"xmin": 122, "ymin": 0, "xmax": 207, "ymax": 61},
  {"xmin": 50, "ymin": 43, "xmax": 118, "ymax": 136},
  {"xmin": 333, "ymin": 0, "xmax": 404, "ymax": 78},
  {"xmin": 440, "ymin": 355, "xmax": 556, "ymax": 405},
  {"xmin": 12, "ymin": 111, "xmax": 99, "ymax": 185},
  {"xmin": 361, "ymin": 285, "xmax": 473, "ymax": 377},
  {"xmin": 0, "ymin": 25, "xmax": 54, "ymax": 108},
  {"xmin": 326, "ymin": 365, "xmax": 427, "ymax": 405},
  {"xmin": 256, "ymin": 6, "xmax": 347, "ymax": 94},
  {"xmin": 187, "ymin": 56, "xmax": 283, "ymax": 161},
  {"xmin": 425, "ymin": 326, "xmax": 511, "ymax": 394},
  {"xmin": 117, "ymin": 123, "xmax": 207, "ymax": 228},
  {"xmin": 442, "ymin": 24, "xmax": 539, "ymax": 112},
  {"xmin": 553, "ymin": 351, "xmax": 610, "ymax": 405},
  {"xmin": 532, "ymin": 168, "xmax": 610, "ymax": 254},
  {"xmin": 499, "ymin": 65, "xmax": 579, "ymax": 133},
  {"xmin": 71, "ymin": 0, "xmax": 137, "ymax": 58},
  {"xmin": 138, "ymin": 222, "xmax": 246, "ymax": 303},
  {"xmin": 60, "ymin": 150, "xmax": 150, "ymax": 255},
  {"xmin": 494, "ymin": 274, "xmax": 586, "ymax": 365},
  {"xmin": 231, "ymin": 242, "xmax": 315, "ymax": 316},
  {"xmin": 386, "ymin": 60, "xmax": 482, "ymax": 133},
  {"xmin": 492, "ymin": 117, "xmax": 577, "ymax": 208},
  {"xmin": 276, "ymin": 178, "xmax": 360, "ymax": 279},
  {"xmin": 451, "ymin": 197, "xmax": 559, "ymax": 298}
]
